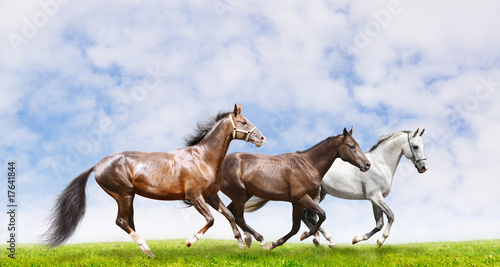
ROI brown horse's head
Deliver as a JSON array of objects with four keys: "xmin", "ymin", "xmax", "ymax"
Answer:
[
  {"xmin": 338, "ymin": 127, "xmax": 370, "ymax": 172},
  {"xmin": 230, "ymin": 104, "xmax": 266, "ymax": 147}
]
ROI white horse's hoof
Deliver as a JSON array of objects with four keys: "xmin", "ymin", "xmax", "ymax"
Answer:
[
  {"xmin": 352, "ymin": 235, "xmax": 365, "ymax": 244},
  {"xmin": 300, "ymin": 231, "xmax": 309, "ymax": 241},
  {"xmin": 377, "ymin": 238, "xmax": 384, "ymax": 247},
  {"xmin": 244, "ymin": 232, "xmax": 252, "ymax": 248},
  {"xmin": 261, "ymin": 242, "xmax": 273, "ymax": 250},
  {"xmin": 328, "ymin": 242, "xmax": 336, "ymax": 249}
]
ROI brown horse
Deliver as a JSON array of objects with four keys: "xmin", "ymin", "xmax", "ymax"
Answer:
[
  {"xmin": 43, "ymin": 104, "xmax": 266, "ymax": 257},
  {"xmin": 220, "ymin": 127, "xmax": 370, "ymax": 250}
]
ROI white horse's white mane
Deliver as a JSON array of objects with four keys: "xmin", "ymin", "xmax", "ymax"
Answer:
[{"xmin": 368, "ymin": 131, "xmax": 410, "ymax": 152}]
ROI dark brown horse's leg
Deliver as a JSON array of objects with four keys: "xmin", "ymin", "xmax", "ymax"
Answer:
[
  {"xmin": 204, "ymin": 194, "xmax": 245, "ymax": 249},
  {"xmin": 298, "ymin": 195, "xmax": 326, "ymax": 242},
  {"xmin": 302, "ymin": 209, "xmax": 335, "ymax": 247},
  {"xmin": 112, "ymin": 193, "xmax": 153, "ymax": 258},
  {"xmin": 228, "ymin": 200, "xmax": 266, "ymax": 247},
  {"xmin": 186, "ymin": 195, "xmax": 215, "ymax": 247},
  {"xmin": 262, "ymin": 205, "xmax": 303, "ymax": 250}
]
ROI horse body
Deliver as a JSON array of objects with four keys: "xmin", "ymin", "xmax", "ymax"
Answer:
[
  {"xmin": 223, "ymin": 153, "xmax": 321, "ymax": 203},
  {"xmin": 44, "ymin": 105, "xmax": 266, "ymax": 257},
  {"xmin": 221, "ymin": 128, "xmax": 371, "ymax": 250},
  {"xmin": 302, "ymin": 129, "xmax": 428, "ymax": 247}
]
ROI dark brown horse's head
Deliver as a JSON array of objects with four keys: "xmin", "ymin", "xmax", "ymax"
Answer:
[
  {"xmin": 338, "ymin": 127, "xmax": 370, "ymax": 172},
  {"xmin": 230, "ymin": 104, "xmax": 266, "ymax": 147}
]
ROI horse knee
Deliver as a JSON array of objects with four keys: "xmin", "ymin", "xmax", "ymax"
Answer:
[
  {"xmin": 317, "ymin": 209, "xmax": 326, "ymax": 222},
  {"xmin": 388, "ymin": 213, "xmax": 395, "ymax": 224},
  {"xmin": 206, "ymin": 217, "xmax": 215, "ymax": 227}
]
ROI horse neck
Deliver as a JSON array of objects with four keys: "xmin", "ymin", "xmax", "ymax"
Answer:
[
  {"xmin": 304, "ymin": 135, "xmax": 342, "ymax": 179},
  {"xmin": 198, "ymin": 117, "xmax": 233, "ymax": 173},
  {"xmin": 370, "ymin": 133, "xmax": 406, "ymax": 177}
]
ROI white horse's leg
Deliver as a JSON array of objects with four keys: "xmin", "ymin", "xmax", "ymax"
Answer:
[
  {"xmin": 352, "ymin": 203, "xmax": 384, "ymax": 244},
  {"xmin": 356, "ymin": 195, "xmax": 394, "ymax": 247},
  {"xmin": 130, "ymin": 232, "xmax": 154, "ymax": 258}
]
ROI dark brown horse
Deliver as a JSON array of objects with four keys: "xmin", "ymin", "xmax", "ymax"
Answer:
[
  {"xmin": 44, "ymin": 105, "xmax": 265, "ymax": 257},
  {"xmin": 220, "ymin": 127, "xmax": 370, "ymax": 250}
]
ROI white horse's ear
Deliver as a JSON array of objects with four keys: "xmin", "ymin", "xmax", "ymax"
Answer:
[
  {"xmin": 420, "ymin": 128, "xmax": 425, "ymax": 136},
  {"xmin": 413, "ymin": 128, "xmax": 419, "ymax": 137}
]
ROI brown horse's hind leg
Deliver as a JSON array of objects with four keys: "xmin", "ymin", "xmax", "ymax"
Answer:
[
  {"xmin": 185, "ymin": 195, "xmax": 215, "ymax": 247},
  {"xmin": 228, "ymin": 200, "xmax": 266, "ymax": 248},
  {"xmin": 205, "ymin": 194, "xmax": 245, "ymax": 249},
  {"xmin": 112, "ymin": 193, "xmax": 153, "ymax": 258}
]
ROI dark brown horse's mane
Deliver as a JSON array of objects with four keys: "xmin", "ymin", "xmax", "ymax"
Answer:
[
  {"xmin": 368, "ymin": 131, "xmax": 411, "ymax": 152},
  {"xmin": 296, "ymin": 135, "xmax": 338, "ymax": 154},
  {"xmin": 184, "ymin": 111, "xmax": 231, "ymax": 147}
]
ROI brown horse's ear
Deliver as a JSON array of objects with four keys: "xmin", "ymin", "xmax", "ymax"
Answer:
[
  {"xmin": 349, "ymin": 126, "xmax": 353, "ymax": 135},
  {"xmin": 238, "ymin": 104, "xmax": 242, "ymax": 114},
  {"xmin": 343, "ymin": 127, "xmax": 349, "ymax": 137},
  {"xmin": 420, "ymin": 128, "xmax": 425, "ymax": 136},
  {"xmin": 413, "ymin": 128, "xmax": 419, "ymax": 137},
  {"xmin": 233, "ymin": 104, "xmax": 238, "ymax": 116}
]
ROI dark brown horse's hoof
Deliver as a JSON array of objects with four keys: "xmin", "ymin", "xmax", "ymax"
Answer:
[
  {"xmin": 244, "ymin": 232, "xmax": 252, "ymax": 248},
  {"xmin": 300, "ymin": 231, "xmax": 309, "ymax": 241}
]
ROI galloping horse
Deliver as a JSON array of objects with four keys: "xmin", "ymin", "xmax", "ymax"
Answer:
[
  {"xmin": 220, "ymin": 127, "xmax": 371, "ymax": 250},
  {"xmin": 302, "ymin": 129, "xmax": 428, "ymax": 247},
  {"xmin": 44, "ymin": 105, "xmax": 266, "ymax": 257}
]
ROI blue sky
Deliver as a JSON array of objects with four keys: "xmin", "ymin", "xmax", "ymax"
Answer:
[{"xmin": 1, "ymin": 0, "xmax": 500, "ymax": 247}]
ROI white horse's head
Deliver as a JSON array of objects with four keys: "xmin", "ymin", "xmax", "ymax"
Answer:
[{"xmin": 402, "ymin": 128, "xmax": 428, "ymax": 173}]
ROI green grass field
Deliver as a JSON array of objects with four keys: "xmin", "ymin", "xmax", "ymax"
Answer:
[{"xmin": 2, "ymin": 239, "xmax": 499, "ymax": 266}]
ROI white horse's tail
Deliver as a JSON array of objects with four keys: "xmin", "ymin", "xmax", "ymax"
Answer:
[{"xmin": 244, "ymin": 197, "xmax": 270, "ymax": 212}]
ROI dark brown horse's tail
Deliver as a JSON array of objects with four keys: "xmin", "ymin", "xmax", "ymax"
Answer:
[
  {"xmin": 43, "ymin": 166, "xmax": 94, "ymax": 247},
  {"xmin": 244, "ymin": 197, "xmax": 270, "ymax": 212}
]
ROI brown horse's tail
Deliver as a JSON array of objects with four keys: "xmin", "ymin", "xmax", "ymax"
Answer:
[
  {"xmin": 43, "ymin": 166, "xmax": 94, "ymax": 247},
  {"xmin": 244, "ymin": 197, "xmax": 270, "ymax": 212}
]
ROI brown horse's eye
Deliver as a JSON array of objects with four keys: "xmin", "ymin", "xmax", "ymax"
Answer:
[{"xmin": 242, "ymin": 121, "xmax": 247, "ymax": 125}]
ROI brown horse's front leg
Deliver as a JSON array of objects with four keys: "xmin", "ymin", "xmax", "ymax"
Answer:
[
  {"xmin": 185, "ymin": 196, "xmax": 215, "ymax": 247},
  {"xmin": 298, "ymin": 195, "xmax": 326, "ymax": 242},
  {"xmin": 262, "ymin": 205, "xmax": 303, "ymax": 250},
  {"xmin": 205, "ymin": 194, "xmax": 245, "ymax": 249}
]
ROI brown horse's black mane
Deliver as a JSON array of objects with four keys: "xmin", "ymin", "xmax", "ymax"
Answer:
[
  {"xmin": 368, "ymin": 131, "xmax": 410, "ymax": 152},
  {"xmin": 184, "ymin": 111, "xmax": 231, "ymax": 147},
  {"xmin": 296, "ymin": 135, "xmax": 338, "ymax": 154}
]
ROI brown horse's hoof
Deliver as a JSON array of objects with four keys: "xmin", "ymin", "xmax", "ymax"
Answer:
[
  {"xmin": 145, "ymin": 250, "xmax": 155, "ymax": 258},
  {"xmin": 237, "ymin": 241, "xmax": 246, "ymax": 250},
  {"xmin": 244, "ymin": 232, "xmax": 252, "ymax": 248},
  {"xmin": 300, "ymin": 231, "xmax": 309, "ymax": 241},
  {"xmin": 260, "ymin": 242, "xmax": 273, "ymax": 250}
]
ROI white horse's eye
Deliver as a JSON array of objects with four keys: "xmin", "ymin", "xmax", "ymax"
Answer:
[{"xmin": 413, "ymin": 145, "xmax": 418, "ymax": 150}]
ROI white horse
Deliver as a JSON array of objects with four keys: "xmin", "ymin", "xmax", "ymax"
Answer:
[{"xmin": 301, "ymin": 129, "xmax": 428, "ymax": 247}]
